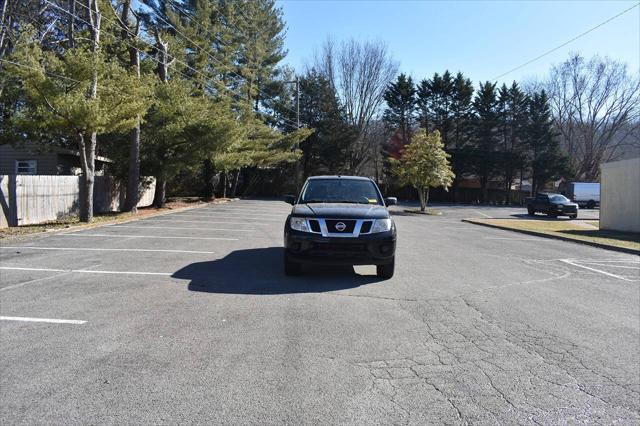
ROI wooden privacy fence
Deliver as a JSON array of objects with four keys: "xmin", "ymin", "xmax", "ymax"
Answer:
[{"xmin": 0, "ymin": 175, "xmax": 155, "ymax": 228}]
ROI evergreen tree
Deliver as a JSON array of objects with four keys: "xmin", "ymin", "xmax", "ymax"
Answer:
[
  {"xmin": 471, "ymin": 81, "xmax": 500, "ymax": 203},
  {"xmin": 497, "ymin": 82, "xmax": 528, "ymax": 204},
  {"xmin": 383, "ymin": 73, "xmax": 416, "ymax": 143},
  {"xmin": 525, "ymin": 90, "xmax": 570, "ymax": 194},
  {"xmin": 234, "ymin": 0, "xmax": 287, "ymax": 111},
  {"xmin": 294, "ymin": 69, "xmax": 355, "ymax": 177},
  {"xmin": 448, "ymin": 72, "xmax": 474, "ymax": 201},
  {"xmin": 8, "ymin": 22, "xmax": 152, "ymax": 221},
  {"xmin": 416, "ymin": 71, "xmax": 454, "ymax": 146}
]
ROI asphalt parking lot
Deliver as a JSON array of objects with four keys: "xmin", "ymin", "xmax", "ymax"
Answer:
[{"xmin": 1, "ymin": 200, "xmax": 638, "ymax": 424}]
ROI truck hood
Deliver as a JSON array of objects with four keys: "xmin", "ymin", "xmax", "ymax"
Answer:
[{"xmin": 291, "ymin": 203, "xmax": 389, "ymax": 219}]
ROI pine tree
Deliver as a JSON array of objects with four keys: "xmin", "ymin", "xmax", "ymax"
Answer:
[
  {"xmin": 472, "ymin": 81, "xmax": 500, "ymax": 203},
  {"xmin": 383, "ymin": 73, "xmax": 416, "ymax": 143},
  {"xmin": 497, "ymin": 82, "xmax": 528, "ymax": 204},
  {"xmin": 293, "ymin": 69, "xmax": 355, "ymax": 177},
  {"xmin": 526, "ymin": 90, "xmax": 570, "ymax": 194},
  {"xmin": 8, "ymin": 22, "xmax": 152, "ymax": 221},
  {"xmin": 416, "ymin": 71, "xmax": 454, "ymax": 146},
  {"xmin": 449, "ymin": 72, "xmax": 474, "ymax": 201}
]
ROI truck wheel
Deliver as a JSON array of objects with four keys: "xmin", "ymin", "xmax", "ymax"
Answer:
[
  {"xmin": 376, "ymin": 257, "xmax": 395, "ymax": 279},
  {"xmin": 284, "ymin": 253, "xmax": 301, "ymax": 276},
  {"xmin": 586, "ymin": 200, "xmax": 595, "ymax": 209},
  {"xmin": 527, "ymin": 207, "xmax": 535, "ymax": 216},
  {"xmin": 569, "ymin": 214, "xmax": 577, "ymax": 219}
]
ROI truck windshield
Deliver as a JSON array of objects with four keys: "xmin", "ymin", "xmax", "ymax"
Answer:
[
  {"xmin": 550, "ymin": 195, "xmax": 570, "ymax": 203},
  {"xmin": 300, "ymin": 179, "xmax": 382, "ymax": 205}
]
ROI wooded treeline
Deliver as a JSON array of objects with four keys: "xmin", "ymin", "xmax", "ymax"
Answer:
[
  {"xmin": 380, "ymin": 56, "xmax": 639, "ymax": 204},
  {"xmin": 1, "ymin": 1, "xmax": 638, "ymax": 213}
]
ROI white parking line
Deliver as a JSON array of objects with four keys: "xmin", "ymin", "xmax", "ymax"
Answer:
[
  {"xmin": 0, "ymin": 266, "xmax": 172, "ymax": 276},
  {"xmin": 0, "ymin": 270, "xmax": 74, "ymax": 292},
  {"xmin": 196, "ymin": 210, "xmax": 285, "ymax": 217},
  {"xmin": 0, "ymin": 316, "xmax": 86, "ymax": 325},
  {"xmin": 175, "ymin": 214, "xmax": 281, "ymax": 221},
  {"xmin": 559, "ymin": 259, "xmax": 638, "ymax": 282},
  {"xmin": 473, "ymin": 210, "xmax": 493, "ymax": 218},
  {"xmin": 484, "ymin": 237, "xmax": 541, "ymax": 241},
  {"xmin": 580, "ymin": 262, "xmax": 639, "ymax": 270},
  {"xmin": 110, "ymin": 225, "xmax": 254, "ymax": 232},
  {"xmin": 0, "ymin": 246, "xmax": 216, "ymax": 254},
  {"xmin": 59, "ymin": 234, "xmax": 238, "ymax": 241},
  {"xmin": 143, "ymin": 219, "xmax": 254, "ymax": 225}
]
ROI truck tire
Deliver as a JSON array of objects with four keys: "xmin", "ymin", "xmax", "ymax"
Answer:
[
  {"xmin": 284, "ymin": 252, "xmax": 302, "ymax": 276},
  {"xmin": 376, "ymin": 257, "xmax": 395, "ymax": 279},
  {"xmin": 527, "ymin": 207, "xmax": 535, "ymax": 216},
  {"xmin": 569, "ymin": 214, "xmax": 577, "ymax": 219},
  {"xmin": 586, "ymin": 200, "xmax": 596, "ymax": 209}
]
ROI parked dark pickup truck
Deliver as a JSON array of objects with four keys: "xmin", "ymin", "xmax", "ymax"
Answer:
[{"xmin": 526, "ymin": 193, "xmax": 579, "ymax": 219}]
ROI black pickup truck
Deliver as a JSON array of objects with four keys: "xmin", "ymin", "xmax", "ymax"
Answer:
[
  {"xmin": 526, "ymin": 193, "xmax": 579, "ymax": 219},
  {"xmin": 283, "ymin": 176, "xmax": 397, "ymax": 279}
]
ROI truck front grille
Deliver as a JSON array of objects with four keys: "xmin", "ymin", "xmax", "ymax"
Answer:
[{"xmin": 325, "ymin": 219, "xmax": 356, "ymax": 233}]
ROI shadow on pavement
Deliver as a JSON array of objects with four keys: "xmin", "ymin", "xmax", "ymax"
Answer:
[
  {"xmin": 173, "ymin": 247, "xmax": 381, "ymax": 295},
  {"xmin": 561, "ymin": 229, "xmax": 640, "ymax": 244}
]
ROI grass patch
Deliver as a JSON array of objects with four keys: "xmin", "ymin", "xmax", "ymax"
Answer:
[{"xmin": 467, "ymin": 219, "xmax": 639, "ymax": 252}]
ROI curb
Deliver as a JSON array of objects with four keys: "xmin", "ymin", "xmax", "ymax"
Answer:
[
  {"xmin": 1, "ymin": 198, "xmax": 236, "ymax": 242},
  {"xmin": 462, "ymin": 219, "xmax": 640, "ymax": 256}
]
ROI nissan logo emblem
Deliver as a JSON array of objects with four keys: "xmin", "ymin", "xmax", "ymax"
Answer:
[{"xmin": 335, "ymin": 222, "xmax": 347, "ymax": 232}]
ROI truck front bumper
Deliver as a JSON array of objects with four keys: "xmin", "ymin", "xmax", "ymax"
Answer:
[{"xmin": 284, "ymin": 230, "xmax": 396, "ymax": 265}]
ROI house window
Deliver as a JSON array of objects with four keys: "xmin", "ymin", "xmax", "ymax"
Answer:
[{"xmin": 15, "ymin": 160, "xmax": 37, "ymax": 175}]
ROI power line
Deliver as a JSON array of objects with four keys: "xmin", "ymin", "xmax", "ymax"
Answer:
[
  {"xmin": 145, "ymin": 0, "xmax": 302, "ymax": 126},
  {"xmin": 491, "ymin": 2, "xmax": 640, "ymax": 81},
  {"xmin": 28, "ymin": 0, "xmax": 302, "ymax": 129},
  {"xmin": 64, "ymin": 0, "xmax": 300, "ymax": 128},
  {"xmin": 0, "ymin": 57, "xmax": 126, "ymax": 96}
]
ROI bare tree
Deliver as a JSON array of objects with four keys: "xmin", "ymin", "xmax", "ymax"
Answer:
[
  {"xmin": 315, "ymin": 38, "xmax": 398, "ymax": 173},
  {"xmin": 546, "ymin": 54, "xmax": 640, "ymax": 180}
]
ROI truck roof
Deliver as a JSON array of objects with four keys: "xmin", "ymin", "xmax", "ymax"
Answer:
[{"xmin": 306, "ymin": 175, "xmax": 372, "ymax": 181}]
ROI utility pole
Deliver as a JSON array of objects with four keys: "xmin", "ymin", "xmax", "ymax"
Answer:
[
  {"xmin": 296, "ymin": 77, "xmax": 300, "ymax": 129},
  {"xmin": 285, "ymin": 77, "xmax": 302, "ymax": 190}
]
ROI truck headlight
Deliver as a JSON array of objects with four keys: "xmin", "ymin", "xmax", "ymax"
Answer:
[
  {"xmin": 290, "ymin": 217, "xmax": 309, "ymax": 232},
  {"xmin": 371, "ymin": 218, "xmax": 392, "ymax": 233}
]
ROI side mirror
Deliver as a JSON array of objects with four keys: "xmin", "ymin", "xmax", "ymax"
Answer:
[
  {"xmin": 384, "ymin": 197, "xmax": 397, "ymax": 206},
  {"xmin": 284, "ymin": 195, "xmax": 296, "ymax": 205}
]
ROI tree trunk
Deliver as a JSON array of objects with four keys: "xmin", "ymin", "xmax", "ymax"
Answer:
[
  {"xmin": 78, "ymin": 133, "xmax": 96, "ymax": 222},
  {"xmin": 230, "ymin": 170, "xmax": 240, "ymax": 198},
  {"xmin": 67, "ymin": 0, "xmax": 75, "ymax": 48},
  {"xmin": 124, "ymin": 120, "xmax": 140, "ymax": 212},
  {"xmin": 417, "ymin": 187, "xmax": 429, "ymax": 212},
  {"xmin": 153, "ymin": 178, "xmax": 166, "ymax": 208},
  {"xmin": 480, "ymin": 176, "xmax": 488, "ymax": 204},
  {"xmin": 222, "ymin": 172, "xmax": 227, "ymax": 198},
  {"xmin": 120, "ymin": 0, "xmax": 141, "ymax": 213},
  {"xmin": 78, "ymin": 0, "xmax": 100, "ymax": 223}
]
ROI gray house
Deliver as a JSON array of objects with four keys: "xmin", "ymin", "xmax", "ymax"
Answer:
[{"xmin": 0, "ymin": 142, "xmax": 112, "ymax": 175}]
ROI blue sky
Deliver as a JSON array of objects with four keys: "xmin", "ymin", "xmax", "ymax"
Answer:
[{"xmin": 277, "ymin": 0, "xmax": 640, "ymax": 86}]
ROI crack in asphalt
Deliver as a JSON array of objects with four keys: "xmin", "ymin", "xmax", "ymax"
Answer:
[{"xmin": 343, "ymin": 291, "xmax": 640, "ymax": 424}]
